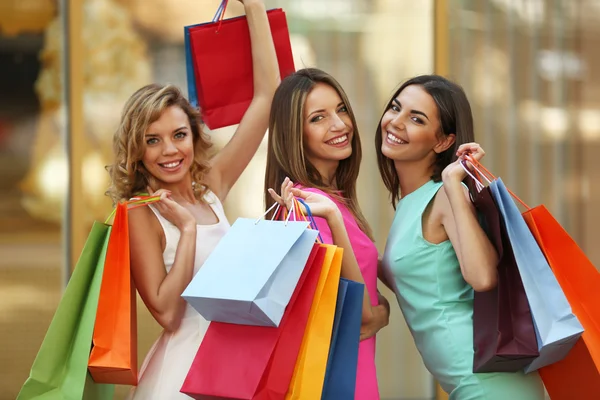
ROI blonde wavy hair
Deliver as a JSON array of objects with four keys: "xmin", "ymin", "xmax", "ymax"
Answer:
[{"xmin": 106, "ymin": 83, "xmax": 213, "ymax": 203}]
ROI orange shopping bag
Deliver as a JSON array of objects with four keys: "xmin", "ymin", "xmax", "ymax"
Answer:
[
  {"xmin": 466, "ymin": 157, "xmax": 600, "ymax": 397},
  {"xmin": 285, "ymin": 244, "xmax": 342, "ymax": 400},
  {"xmin": 88, "ymin": 197, "xmax": 158, "ymax": 385},
  {"xmin": 522, "ymin": 205, "xmax": 600, "ymax": 399}
]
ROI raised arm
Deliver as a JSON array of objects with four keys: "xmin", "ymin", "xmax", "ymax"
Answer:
[
  {"xmin": 440, "ymin": 143, "xmax": 498, "ymax": 292},
  {"xmin": 208, "ymin": 0, "xmax": 280, "ymax": 200}
]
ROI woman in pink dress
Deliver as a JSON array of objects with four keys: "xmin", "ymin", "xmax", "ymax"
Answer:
[{"xmin": 264, "ymin": 68, "xmax": 389, "ymax": 399}]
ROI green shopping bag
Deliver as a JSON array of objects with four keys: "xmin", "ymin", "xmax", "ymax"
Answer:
[{"xmin": 18, "ymin": 222, "xmax": 115, "ymax": 400}]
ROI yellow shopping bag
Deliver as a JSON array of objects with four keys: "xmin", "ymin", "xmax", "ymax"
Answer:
[{"xmin": 286, "ymin": 244, "xmax": 342, "ymax": 399}]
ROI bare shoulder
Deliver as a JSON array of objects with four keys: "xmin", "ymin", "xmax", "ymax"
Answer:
[
  {"xmin": 128, "ymin": 205, "xmax": 165, "ymax": 252},
  {"xmin": 431, "ymin": 183, "xmax": 471, "ymax": 219}
]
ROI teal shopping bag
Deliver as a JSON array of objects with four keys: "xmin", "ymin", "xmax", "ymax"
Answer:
[{"xmin": 18, "ymin": 222, "xmax": 115, "ymax": 400}]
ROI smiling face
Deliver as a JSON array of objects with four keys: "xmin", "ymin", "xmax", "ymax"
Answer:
[
  {"xmin": 380, "ymin": 84, "xmax": 453, "ymax": 165},
  {"xmin": 302, "ymin": 82, "xmax": 353, "ymax": 176},
  {"xmin": 141, "ymin": 105, "xmax": 195, "ymax": 187}
]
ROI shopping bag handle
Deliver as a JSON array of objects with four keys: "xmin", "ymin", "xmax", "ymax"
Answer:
[
  {"xmin": 257, "ymin": 198, "xmax": 323, "ymax": 243},
  {"xmin": 104, "ymin": 195, "xmax": 161, "ymax": 224},
  {"xmin": 212, "ymin": 0, "xmax": 230, "ymax": 32},
  {"xmin": 257, "ymin": 200, "xmax": 296, "ymax": 226},
  {"xmin": 295, "ymin": 197, "xmax": 324, "ymax": 244},
  {"xmin": 461, "ymin": 155, "xmax": 531, "ymax": 210}
]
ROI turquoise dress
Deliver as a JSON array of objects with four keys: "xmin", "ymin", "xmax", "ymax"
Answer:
[{"xmin": 381, "ymin": 180, "xmax": 545, "ymax": 400}]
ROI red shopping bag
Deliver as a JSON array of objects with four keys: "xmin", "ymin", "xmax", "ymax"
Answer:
[
  {"xmin": 253, "ymin": 246, "xmax": 327, "ymax": 400},
  {"xmin": 187, "ymin": 1, "xmax": 295, "ymax": 129},
  {"xmin": 181, "ymin": 245, "xmax": 325, "ymax": 399}
]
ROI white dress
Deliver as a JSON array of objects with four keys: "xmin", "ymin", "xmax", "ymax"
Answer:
[{"xmin": 127, "ymin": 191, "xmax": 230, "ymax": 399}]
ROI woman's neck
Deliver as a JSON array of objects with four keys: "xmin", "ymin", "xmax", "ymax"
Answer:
[
  {"xmin": 394, "ymin": 158, "xmax": 435, "ymax": 198},
  {"xmin": 154, "ymin": 175, "xmax": 197, "ymax": 204}
]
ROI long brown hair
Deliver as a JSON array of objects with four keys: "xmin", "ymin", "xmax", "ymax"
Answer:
[
  {"xmin": 264, "ymin": 68, "xmax": 373, "ymax": 240},
  {"xmin": 106, "ymin": 83, "xmax": 213, "ymax": 203},
  {"xmin": 375, "ymin": 75, "xmax": 476, "ymax": 207}
]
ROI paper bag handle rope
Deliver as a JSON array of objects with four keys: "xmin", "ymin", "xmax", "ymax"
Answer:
[
  {"xmin": 461, "ymin": 155, "xmax": 531, "ymax": 210},
  {"xmin": 257, "ymin": 198, "xmax": 323, "ymax": 244},
  {"xmin": 258, "ymin": 200, "xmax": 296, "ymax": 225},
  {"xmin": 212, "ymin": 0, "xmax": 230, "ymax": 33},
  {"xmin": 295, "ymin": 197, "xmax": 324, "ymax": 244},
  {"xmin": 104, "ymin": 195, "xmax": 161, "ymax": 224}
]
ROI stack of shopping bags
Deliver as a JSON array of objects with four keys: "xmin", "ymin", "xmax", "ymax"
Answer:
[
  {"xmin": 180, "ymin": 199, "xmax": 365, "ymax": 399},
  {"xmin": 17, "ymin": 196, "xmax": 159, "ymax": 399},
  {"xmin": 464, "ymin": 157, "xmax": 600, "ymax": 399}
]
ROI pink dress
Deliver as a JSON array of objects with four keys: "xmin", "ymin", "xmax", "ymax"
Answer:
[{"xmin": 301, "ymin": 187, "xmax": 380, "ymax": 400}]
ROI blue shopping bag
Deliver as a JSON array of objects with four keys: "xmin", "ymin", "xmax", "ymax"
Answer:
[
  {"xmin": 321, "ymin": 278, "xmax": 364, "ymax": 400},
  {"xmin": 182, "ymin": 216, "xmax": 318, "ymax": 327},
  {"xmin": 490, "ymin": 178, "xmax": 583, "ymax": 372},
  {"xmin": 184, "ymin": 1, "xmax": 226, "ymax": 108}
]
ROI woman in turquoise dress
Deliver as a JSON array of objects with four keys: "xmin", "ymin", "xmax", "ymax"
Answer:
[{"xmin": 376, "ymin": 75, "xmax": 545, "ymax": 399}]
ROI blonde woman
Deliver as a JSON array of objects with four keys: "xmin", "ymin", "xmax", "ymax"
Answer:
[{"xmin": 105, "ymin": 1, "xmax": 279, "ymax": 397}]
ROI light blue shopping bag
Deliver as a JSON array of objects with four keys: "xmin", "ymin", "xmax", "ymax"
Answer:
[
  {"xmin": 490, "ymin": 178, "xmax": 583, "ymax": 372},
  {"xmin": 182, "ymin": 215, "xmax": 318, "ymax": 327}
]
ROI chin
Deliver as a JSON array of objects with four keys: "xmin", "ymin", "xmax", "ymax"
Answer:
[
  {"xmin": 381, "ymin": 144, "xmax": 396, "ymax": 160},
  {"xmin": 336, "ymin": 147, "xmax": 353, "ymax": 160}
]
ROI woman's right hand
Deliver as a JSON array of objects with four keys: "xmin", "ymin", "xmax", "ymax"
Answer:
[
  {"xmin": 147, "ymin": 186, "xmax": 196, "ymax": 232},
  {"xmin": 267, "ymin": 178, "xmax": 339, "ymax": 220}
]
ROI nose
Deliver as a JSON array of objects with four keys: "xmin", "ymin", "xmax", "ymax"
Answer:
[
  {"xmin": 390, "ymin": 112, "xmax": 405, "ymax": 131},
  {"xmin": 162, "ymin": 139, "xmax": 178, "ymax": 155},
  {"xmin": 330, "ymin": 113, "xmax": 346, "ymax": 132}
]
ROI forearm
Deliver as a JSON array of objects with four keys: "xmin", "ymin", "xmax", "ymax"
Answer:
[
  {"xmin": 245, "ymin": 0, "xmax": 280, "ymax": 97},
  {"xmin": 445, "ymin": 182, "xmax": 498, "ymax": 290},
  {"xmin": 155, "ymin": 228, "xmax": 197, "ymax": 327},
  {"xmin": 327, "ymin": 211, "xmax": 375, "ymax": 323}
]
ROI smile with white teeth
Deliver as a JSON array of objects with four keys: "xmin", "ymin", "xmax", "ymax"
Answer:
[
  {"xmin": 326, "ymin": 135, "xmax": 348, "ymax": 145},
  {"xmin": 387, "ymin": 132, "xmax": 407, "ymax": 144},
  {"xmin": 160, "ymin": 160, "xmax": 182, "ymax": 168}
]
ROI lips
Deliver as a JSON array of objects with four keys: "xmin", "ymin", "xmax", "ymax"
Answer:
[
  {"xmin": 158, "ymin": 159, "xmax": 183, "ymax": 170},
  {"xmin": 386, "ymin": 131, "xmax": 408, "ymax": 145},
  {"xmin": 326, "ymin": 134, "xmax": 349, "ymax": 146}
]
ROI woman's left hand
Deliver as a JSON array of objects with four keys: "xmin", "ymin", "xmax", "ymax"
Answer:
[
  {"xmin": 360, "ymin": 303, "xmax": 390, "ymax": 341},
  {"xmin": 441, "ymin": 142, "xmax": 485, "ymax": 183}
]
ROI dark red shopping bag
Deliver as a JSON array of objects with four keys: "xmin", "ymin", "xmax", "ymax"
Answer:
[
  {"xmin": 471, "ymin": 185, "xmax": 539, "ymax": 372},
  {"xmin": 187, "ymin": 1, "xmax": 295, "ymax": 129},
  {"xmin": 180, "ymin": 245, "xmax": 325, "ymax": 399}
]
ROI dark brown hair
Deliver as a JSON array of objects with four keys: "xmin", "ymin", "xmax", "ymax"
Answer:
[{"xmin": 375, "ymin": 74, "xmax": 475, "ymax": 206}]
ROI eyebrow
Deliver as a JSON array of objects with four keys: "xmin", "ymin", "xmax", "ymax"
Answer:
[
  {"xmin": 307, "ymin": 102, "xmax": 345, "ymax": 118},
  {"xmin": 393, "ymin": 98, "xmax": 430, "ymax": 121},
  {"xmin": 145, "ymin": 126, "xmax": 188, "ymax": 137}
]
